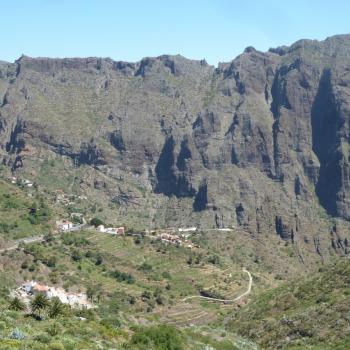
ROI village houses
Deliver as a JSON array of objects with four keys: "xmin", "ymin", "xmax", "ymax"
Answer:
[
  {"xmin": 97, "ymin": 225, "xmax": 125, "ymax": 235},
  {"xmin": 18, "ymin": 281, "xmax": 94, "ymax": 309},
  {"xmin": 56, "ymin": 220, "xmax": 74, "ymax": 231}
]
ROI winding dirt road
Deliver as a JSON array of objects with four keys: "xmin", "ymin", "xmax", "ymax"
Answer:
[{"xmin": 182, "ymin": 268, "xmax": 252, "ymax": 304}]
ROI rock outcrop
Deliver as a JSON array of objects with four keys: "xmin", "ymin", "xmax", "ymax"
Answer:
[{"xmin": 2, "ymin": 35, "xmax": 350, "ymax": 258}]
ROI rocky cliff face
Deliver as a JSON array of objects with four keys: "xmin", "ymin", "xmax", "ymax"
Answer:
[{"xmin": 2, "ymin": 35, "xmax": 350, "ymax": 258}]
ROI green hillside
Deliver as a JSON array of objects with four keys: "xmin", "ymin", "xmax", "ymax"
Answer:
[
  {"xmin": 0, "ymin": 173, "xmax": 55, "ymax": 243},
  {"xmin": 0, "ymin": 169, "xmax": 349, "ymax": 349},
  {"xmin": 0, "ymin": 173, "xmax": 258, "ymax": 349},
  {"xmin": 227, "ymin": 259, "xmax": 350, "ymax": 349}
]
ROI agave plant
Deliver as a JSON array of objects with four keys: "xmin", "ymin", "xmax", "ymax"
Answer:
[{"xmin": 10, "ymin": 328, "xmax": 26, "ymax": 340}]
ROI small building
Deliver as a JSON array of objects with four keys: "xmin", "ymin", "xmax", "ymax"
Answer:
[
  {"xmin": 97, "ymin": 225, "xmax": 125, "ymax": 235},
  {"xmin": 97, "ymin": 225, "xmax": 106, "ymax": 232},
  {"xmin": 17, "ymin": 281, "xmax": 94, "ymax": 309},
  {"xmin": 56, "ymin": 220, "xmax": 74, "ymax": 231},
  {"xmin": 10, "ymin": 176, "xmax": 17, "ymax": 184},
  {"xmin": 21, "ymin": 281, "xmax": 36, "ymax": 294},
  {"xmin": 106, "ymin": 227, "xmax": 117, "ymax": 234},
  {"xmin": 159, "ymin": 233, "xmax": 182, "ymax": 245},
  {"xmin": 178, "ymin": 227, "xmax": 197, "ymax": 233},
  {"xmin": 22, "ymin": 179, "xmax": 33, "ymax": 187},
  {"xmin": 116, "ymin": 227, "xmax": 125, "ymax": 235},
  {"xmin": 47, "ymin": 287, "xmax": 69, "ymax": 303},
  {"xmin": 32, "ymin": 284, "xmax": 49, "ymax": 295}
]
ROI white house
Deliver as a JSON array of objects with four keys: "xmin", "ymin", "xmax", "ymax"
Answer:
[
  {"xmin": 56, "ymin": 220, "xmax": 74, "ymax": 231},
  {"xmin": 21, "ymin": 281, "xmax": 37, "ymax": 294},
  {"xmin": 18, "ymin": 281, "xmax": 94, "ymax": 309},
  {"xmin": 97, "ymin": 225, "xmax": 106, "ymax": 232},
  {"xmin": 178, "ymin": 227, "xmax": 197, "ymax": 232},
  {"xmin": 97, "ymin": 225, "xmax": 125, "ymax": 235}
]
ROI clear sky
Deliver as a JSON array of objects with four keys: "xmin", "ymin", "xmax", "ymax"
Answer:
[{"xmin": 2, "ymin": 0, "xmax": 350, "ymax": 65}]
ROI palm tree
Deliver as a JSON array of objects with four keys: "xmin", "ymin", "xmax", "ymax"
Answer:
[
  {"xmin": 48, "ymin": 297, "xmax": 65, "ymax": 318},
  {"xmin": 9, "ymin": 297, "xmax": 25, "ymax": 311},
  {"xmin": 30, "ymin": 294, "xmax": 49, "ymax": 319}
]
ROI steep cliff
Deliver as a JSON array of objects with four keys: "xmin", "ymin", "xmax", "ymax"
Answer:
[{"xmin": 2, "ymin": 35, "xmax": 350, "ymax": 261}]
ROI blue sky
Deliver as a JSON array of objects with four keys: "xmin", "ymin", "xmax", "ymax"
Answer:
[{"xmin": 1, "ymin": 0, "xmax": 350, "ymax": 65}]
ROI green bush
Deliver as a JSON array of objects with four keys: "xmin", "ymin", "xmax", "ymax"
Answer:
[
  {"xmin": 110, "ymin": 269, "xmax": 135, "ymax": 284},
  {"xmin": 62, "ymin": 233, "xmax": 89, "ymax": 246},
  {"xmin": 138, "ymin": 262, "xmax": 153, "ymax": 272},
  {"xmin": 9, "ymin": 297, "xmax": 25, "ymax": 311},
  {"xmin": 27, "ymin": 201, "xmax": 51, "ymax": 225},
  {"xmin": 34, "ymin": 332, "xmax": 51, "ymax": 344},
  {"xmin": 130, "ymin": 324, "xmax": 183, "ymax": 349},
  {"xmin": 162, "ymin": 272, "xmax": 172, "ymax": 279},
  {"xmin": 100, "ymin": 316, "xmax": 121, "ymax": 329},
  {"xmin": 0, "ymin": 222, "xmax": 10, "ymax": 233},
  {"xmin": 90, "ymin": 218, "xmax": 104, "ymax": 227},
  {"xmin": 207, "ymin": 254, "xmax": 220, "ymax": 265},
  {"xmin": 71, "ymin": 250, "xmax": 82, "ymax": 262}
]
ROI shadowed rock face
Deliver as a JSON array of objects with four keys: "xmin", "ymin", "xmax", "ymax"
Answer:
[{"xmin": 2, "ymin": 35, "xmax": 350, "ymax": 253}]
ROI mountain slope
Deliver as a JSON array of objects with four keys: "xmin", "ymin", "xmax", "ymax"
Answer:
[
  {"xmin": 1, "ymin": 35, "xmax": 350, "ymax": 264},
  {"xmin": 227, "ymin": 259, "xmax": 350, "ymax": 349}
]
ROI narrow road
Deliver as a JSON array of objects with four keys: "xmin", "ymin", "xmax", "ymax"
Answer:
[
  {"xmin": 182, "ymin": 268, "xmax": 252, "ymax": 304},
  {"xmin": 0, "ymin": 235, "xmax": 45, "ymax": 253},
  {"xmin": 0, "ymin": 223, "xmax": 89, "ymax": 253}
]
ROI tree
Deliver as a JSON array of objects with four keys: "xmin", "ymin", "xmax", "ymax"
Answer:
[
  {"xmin": 155, "ymin": 294, "xmax": 163, "ymax": 305},
  {"xmin": 9, "ymin": 297, "xmax": 25, "ymax": 311},
  {"xmin": 29, "ymin": 202, "xmax": 38, "ymax": 215},
  {"xmin": 110, "ymin": 269, "xmax": 135, "ymax": 284},
  {"xmin": 207, "ymin": 254, "xmax": 220, "ymax": 265},
  {"xmin": 44, "ymin": 233, "xmax": 55, "ymax": 243},
  {"xmin": 95, "ymin": 254, "xmax": 103, "ymax": 266},
  {"xmin": 71, "ymin": 249, "xmax": 82, "ymax": 262},
  {"xmin": 138, "ymin": 262, "xmax": 153, "ymax": 271},
  {"xmin": 90, "ymin": 218, "xmax": 104, "ymax": 227},
  {"xmin": 86, "ymin": 283, "xmax": 102, "ymax": 302},
  {"xmin": 187, "ymin": 255, "xmax": 193, "ymax": 265},
  {"xmin": 31, "ymin": 294, "xmax": 49, "ymax": 319},
  {"xmin": 141, "ymin": 291, "xmax": 151, "ymax": 301},
  {"xmin": 48, "ymin": 297, "xmax": 65, "ymax": 318},
  {"xmin": 86, "ymin": 285, "xmax": 95, "ymax": 301},
  {"xmin": 44, "ymin": 255, "xmax": 57, "ymax": 268}
]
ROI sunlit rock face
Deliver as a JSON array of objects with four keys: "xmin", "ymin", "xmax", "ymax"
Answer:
[{"xmin": 2, "ymin": 36, "xmax": 350, "ymax": 255}]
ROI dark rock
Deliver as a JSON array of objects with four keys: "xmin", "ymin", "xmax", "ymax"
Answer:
[
  {"xmin": 2, "ymin": 35, "xmax": 350, "ymax": 255},
  {"xmin": 110, "ymin": 130, "xmax": 126, "ymax": 152},
  {"xmin": 193, "ymin": 181, "xmax": 208, "ymax": 212},
  {"xmin": 76, "ymin": 140, "xmax": 106, "ymax": 166}
]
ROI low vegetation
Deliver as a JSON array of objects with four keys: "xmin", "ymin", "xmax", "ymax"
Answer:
[
  {"xmin": 0, "ymin": 173, "xmax": 348, "ymax": 349},
  {"xmin": 227, "ymin": 259, "xmax": 350, "ymax": 349},
  {"xmin": 0, "ymin": 178, "xmax": 54, "ymax": 241}
]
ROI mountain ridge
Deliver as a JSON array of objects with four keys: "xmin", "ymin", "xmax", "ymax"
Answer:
[
  {"xmin": 1, "ymin": 34, "xmax": 350, "ymax": 265},
  {"xmin": 2, "ymin": 32, "xmax": 350, "ymax": 68}
]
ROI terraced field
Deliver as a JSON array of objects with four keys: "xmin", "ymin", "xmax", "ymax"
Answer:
[{"xmin": 159, "ymin": 301, "xmax": 219, "ymax": 326}]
